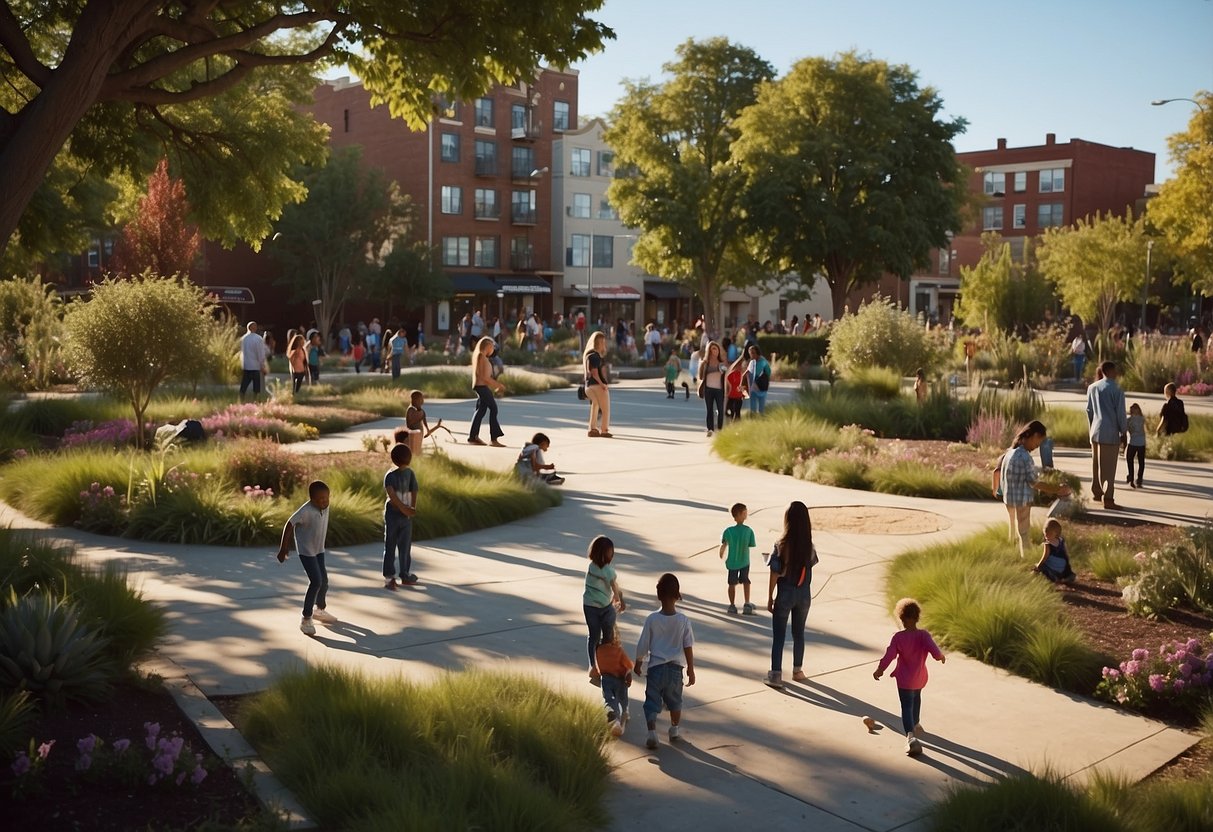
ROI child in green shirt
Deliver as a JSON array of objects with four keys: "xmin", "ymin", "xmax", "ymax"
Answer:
[{"xmin": 718, "ymin": 502, "xmax": 757, "ymax": 615}]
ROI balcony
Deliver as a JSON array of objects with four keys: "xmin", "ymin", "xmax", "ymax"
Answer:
[
  {"xmin": 511, "ymin": 208, "xmax": 537, "ymax": 225},
  {"xmin": 511, "ymin": 249, "xmax": 535, "ymax": 270},
  {"xmin": 474, "ymin": 156, "xmax": 497, "ymax": 176},
  {"xmin": 510, "ymin": 123, "xmax": 542, "ymax": 141}
]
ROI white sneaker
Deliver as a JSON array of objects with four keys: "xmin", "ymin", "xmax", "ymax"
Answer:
[
  {"xmin": 668, "ymin": 724, "xmax": 682, "ymax": 741},
  {"xmin": 906, "ymin": 737, "xmax": 922, "ymax": 757},
  {"xmin": 610, "ymin": 719, "xmax": 624, "ymax": 738},
  {"xmin": 300, "ymin": 617, "xmax": 316, "ymax": 636},
  {"xmin": 764, "ymin": 671, "xmax": 784, "ymax": 689},
  {"xmin": 312, "ymin": 609, "xmax": 337, "ymax": 624},
  {"xmin": 645, "ymin": 730, "xmax": 658, "ymax": 749}
]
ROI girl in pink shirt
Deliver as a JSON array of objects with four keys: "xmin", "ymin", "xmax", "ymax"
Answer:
[{"xmin": 873, "ymin": 598, "xmax": 945, "ymax": 757}]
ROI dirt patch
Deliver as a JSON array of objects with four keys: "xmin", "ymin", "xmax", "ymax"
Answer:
[{"xmin": 812, "ymin": 505, "xmax": 949, "ymax": 535}]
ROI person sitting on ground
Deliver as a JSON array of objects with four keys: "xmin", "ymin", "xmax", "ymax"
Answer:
[
  {"xmin": 1031, "ymin": 518, "xmax": 1076, "ymax": 588},
  {"xmin": 1156, "ymin": 382, "xmax": 1188, "ymax": 437},
  {"xmin": 516, "ymin": 432, "xmax": 564, "ymax": 485}
]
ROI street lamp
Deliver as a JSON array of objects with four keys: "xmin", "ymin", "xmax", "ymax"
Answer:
[
  {"xmin": 1142, "ymin": 240, "xmax": 1153, "ymax": 331},
  {"xmin": 1152, "ymin": 98, "xmax": 1209, "ymax": 114}
]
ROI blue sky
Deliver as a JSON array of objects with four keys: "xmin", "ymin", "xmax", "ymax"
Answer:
[{"xmin": 568, "ymin": 0, "xmax": 1213, "ymax": 180}]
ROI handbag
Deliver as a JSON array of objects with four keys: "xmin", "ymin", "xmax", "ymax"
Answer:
[{"xmin": 577, "ymin": 384, "xmax": 587, "ymax": 400}]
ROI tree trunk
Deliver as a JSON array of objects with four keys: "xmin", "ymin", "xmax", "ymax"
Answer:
[{"xmin": 0, "ymin": 4, "xmax": 147, "ymax": 257}]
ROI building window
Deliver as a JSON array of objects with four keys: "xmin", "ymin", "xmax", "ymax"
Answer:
[
  {"xmin": 87, "ymin": 238, "xmax": 101, "ymax": 268},
  {"xmin": 511, "ymin": 103, "xmax": 527, "ymax": 130},
  {"xmin": 511, "ymin": 189, "xmax": 536, "ymax": 223},
  {"xmin": 571, "ymin": 193, "xmax": 591, "ymax": 218},
  {"xmin": 938, "ymin": 247, "xmax": 950, "ymax": 276},
  {"xmin": 1037, "ymin": 203, "xmax": 1064, "ymax": 228},
  {"xmin": 474, "ymin": 188, "xmax": 499, "ymax": 219},
  {"xmin": 982, "ymin": 206, "xmax": 1003, "ymax": 231},
  {"xmin": 592, "ymin": 235, "xmax": 614, "ymax": 268},
  {"xmin": 474, "ymin": 97, "xmax": 494, "ymax": 128},
  {"xmin": 982, "ymin": 171, "xmax": 1006, "ymax": 196},
  {"xmin": 436, "ymin": 97, "xmax": 459, "ymax": 120},
  {"xmin": 343, "ymin": 109, "xmax": 349, "ymax": 133},
  {"xmin": 597, "ymin": 151, "xmax": 615, "ymax": 177},
  {"xmin": 568, "ymin": 234, "xmax": 590, "ymax": 267},
  {"xmin": 1012, "ymin": 204, "xmax": 1026, "ymax": 229},
  {"xmin": 553, "ymin": 100, "xmax": 570, "ymax": 131},
  {"xmin": 441, "ymin": 236, "xmax": 470, "ymax": 266},
  {"xmin": 512, "ymin": 235, "xmax": 532, "ymax": 269},
  {"xmin": 1039, "ymin": 168, "xmax": 1065, "ymax": 193},
  {"xmin": 1013, "ymin": 171, "xmax": 1026, "ymax": 193},
  {"xmin": 511, "ymin": 145, "xmax": 536, "ymax": 179},
  {"xmin": 570, "ymin": 148, "xmax": 591, "ymax": 177},
  {"xmin": 440, "ymin": 132, "xmax": 459, "ymax": 162},
  {"xmin": 474, "ymin": 139, "xmax": 497, "ymax": 175},
  {"xmin": 474, "ymin": 236, "xmax": 498, "ymax": 268},
  {"xmin": 440, "ymin": 185, "xmax": 462, "ymax": 215},
  {"xmin": 597, "ymin": 199, "xmax": 619, "ymax": 220}
]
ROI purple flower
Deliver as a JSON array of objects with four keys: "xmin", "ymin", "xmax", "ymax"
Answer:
[
  {"xmin": 191, "ymin": 765, "xmax": 208, "ymax": 784},
  {"xmin": 11, "ymin": 752, "xmax": 30, "ymax": 776},
  {"xmin": 113, "ymin": 738, "xmax": 130, "ymax": 754},
  {"xmin": 1174, "ymin": 679, "xmax": 1186, "ymax": 693},
  {"xmin": 1123, "ymin": 660, "xmax": 1141, "ymax": 675},
  {"xmin": 77, "ymin": 734, "xmax": 98, "ymax": 754},
  {"xmin": 144, "ymin": 722, "xmax": 161, "ymax": 749},
  {"xmin": 176, "ymin": 771, "xmax": 187, "ymax": 786},
  {"xmin": 153, "ymin": 753, "xmax": 174, "ymax": 776},
  {"xmin": 37, "ymin": 740, "xmax": 54, "ymax": 760},
  {"xmin": 75, "ymin": 753, "xmax": 92, "ymax": 771},
  {"xmin": 1148, "ymin": 674, "xmax": 1166, "ymax": 692},
  {"xmin": 1131, "ymin": 648, "xmax": 1149, "ymax": 662}
]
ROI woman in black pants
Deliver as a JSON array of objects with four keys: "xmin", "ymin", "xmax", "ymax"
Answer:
[{"xmin": 701, "ymin": 340, "xmax": 728, "ymax": 437}]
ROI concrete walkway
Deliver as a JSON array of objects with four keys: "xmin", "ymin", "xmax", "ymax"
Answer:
[{"xmin": 3, "ymin": 380, "xmax": 1207, "ymax": 832}]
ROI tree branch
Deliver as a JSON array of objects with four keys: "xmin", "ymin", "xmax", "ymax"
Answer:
[{"xmin": 0, "ymin": 2, "xmax": 51, "ymax": 88}]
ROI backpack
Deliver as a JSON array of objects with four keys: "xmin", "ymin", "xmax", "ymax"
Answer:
[
  {"xmin": 1174, "ymin": 400, "xmax": 1189, "ymax": 434},
  {"xmin": 755, "ymin": 362, "xmax": 770, "ymax": 391}
]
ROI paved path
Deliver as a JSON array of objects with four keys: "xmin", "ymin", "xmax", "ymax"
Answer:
[{"xmin": 2, "ymin": 380, "xmax": 1207, "ymax": 832}]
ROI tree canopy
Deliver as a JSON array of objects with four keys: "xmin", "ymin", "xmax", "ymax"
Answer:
[
  {"xmin": 733, "ymin": 51, "xmax": 968, "ymax": 319},
  {"xmin": 1147, "ymin": 92, "xmax": 1213, "ymax": 295},
  {"xmin": 0, "ymin": 0, "xmax": 612, "ymax": 263},
  {"xmin": 604, "ymin": 37, "xmax": 774, "ymax": 336},
  {"xmin": 954, "ymin": 234, "xmax": 1053, "ymax": 331},
  {"xmin": 1037, "ymin": 211, "xmax": 1150, "ymax": 353},
  {"xmin": 112, "ymin": 159, "xmax": 201, "ymax": 278}
]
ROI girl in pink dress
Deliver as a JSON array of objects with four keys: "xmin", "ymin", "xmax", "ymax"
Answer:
[{"xmin": 873, "ymin": 597, "xmax": 945, "ymax": 756}]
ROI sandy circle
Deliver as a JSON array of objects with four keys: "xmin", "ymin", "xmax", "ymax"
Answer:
[{"xmin": 811, "ymin": 505, "xmax": 949, "ymax": 535}]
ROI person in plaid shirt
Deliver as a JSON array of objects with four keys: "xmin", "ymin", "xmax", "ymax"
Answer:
[{"xmin": 999, "ymin": 421, "xmax": 1072, "ymax": 557}]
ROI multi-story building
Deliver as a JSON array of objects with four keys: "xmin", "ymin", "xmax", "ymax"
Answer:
[{"xmin": 550, "ymin": 118, "xmax": 692, "ymax": 333}]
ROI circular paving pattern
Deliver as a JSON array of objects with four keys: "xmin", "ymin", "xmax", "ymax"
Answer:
[{"xmin": 810, "ymin": 505, "xmax": 950, "ymax": 535}]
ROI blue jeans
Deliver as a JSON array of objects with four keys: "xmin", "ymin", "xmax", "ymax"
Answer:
[
  {"xmin": 299, "ymin": 553, "xmax": 328, "ymax": 618},
  {"xmin": 643, "ymin": 662, "xmax": 684, "ymax": 721},
  {"xmin": 583, "ymin": 603, "xmax": 616, "ymax": 670},
  {"xmin": 771, "ymin": 580, "xmax": 811, "ymax": 672},
  {"xmin": 898, "ymin": 687, "xmax": 922, "ymax": 735},
  {"xmin": 704, "ymin": 387, "xmax": 724, "ymax": 430},
  {"xmin": 239, "ymin": 370, "xmax": 262, "ymax": 396},
  {"xmin": 469, "ymin": 385, "xmax": 502, "ymax": 441},
  {"xmin": 383, "ymin": 511, "xmax": 413, "ymax": 579},
  {"xmin": 602, "ymin": 674, "xmax": 629, "ymax": 721},
  {"xmin": 1073, "ymin": 354, "xmax": 1086, "ymax": 380},
  {"xmin": 748, "ymin": 390, "xmax": 768, "ymax": 414}
]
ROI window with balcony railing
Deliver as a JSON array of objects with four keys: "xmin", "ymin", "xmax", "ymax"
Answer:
[
  {"xmin": 474, "ymin": 188, "xmax": 499, "ymax": 219},
  {"xmin": 511, "ymin": 189, "xmax": 536, "ymax": 224},
  {"xmin": 474, "ymin": 140, "xmax": 497, "ymax": 175},
  {"xmin": 511, "ymin": 146, "xmax": 536, "ymax": 179}
]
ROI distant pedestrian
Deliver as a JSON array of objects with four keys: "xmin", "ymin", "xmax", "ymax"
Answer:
[
  {"xmin": 1086, "ymin": 361, "xmax": 1127, "ymax": 509},
  {"xmin": 584, "ymin": 535, "xmax": 626, "ymax": 686},
  {"xmin": 239, "ymin": 321, "xmax": 270, "ymax": 400},
  {"xmin": 389, "ymin": 327, "xmax": 407, "ymax": 379},
  {"xmin": 745, "ymin": 344, "xmax": 771, "ymax": 415},
  {"xmin": 306, "ymin": 331, "xmax": 323, "ymax": 383},
  {"xmin": 584, "ymin": 331, "xmax": 612, "ymax": 438},
  {"xmin": 274, "ymin": 481, "xmax": 337, "ymax": 636},
  {"xmin": 382, "ymin": 443, "xmax": 418, "ymax": 591},
  {"xmin": 467, "ymin": 336, "xmax": 506, "ymax": 447},
  {"xmin": 286, "ymin": 333, "xmax": 307, "ymax": 393},
  {"xmin": 1125, "ymin": 402, "xmax": 1147, "ymax": 489},
  {"xmin": 765, "ymin": 501, "xmax": 816, "ymax": 690},
  {"xmin": 873, "ymin": 597, "xmax": 945, "ymax": 757},
  {"xmin": 913, "ymin": 368, "xmax": 927, "ymax": 405},
  {"xmin": 1156, "ymin": 382, "xmax": 1189, "ymax": 437},
  {"xmin": 635, "ymin": 573, "xmax": 695, "ymax": 750},
  {"xmin": 725, "ymin": 355, "xmax": 746, "ymax": 421},
  {"xmin": 700, "ymin": 341, "xmax": 727, "ymax": 436}
]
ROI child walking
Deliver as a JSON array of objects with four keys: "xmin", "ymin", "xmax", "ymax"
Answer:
[
  {"xmin": 584, "ymin": 535, "xmax": 626, "ymax": 686},
  {"xmin": 274, "ymin": 480, "xmax": 337, "ymax": 635},
  {"xmin": 383, "ymin": 443, "xmax": 419, "ymax": 590},
  {"xmin": 873, "ymin": 598, "xmax": 945, "ymax": 757},
  {"xmin": 718, "ymin": 502, "xmax": 756, "ymax": 615},
  {"xmin": 1032, "ymin": 518, "xmax": 1076, "ymax": 587},
  {"xmin": 1125, "ymin": 402, "xmax": 1147, "ymax": 488},
  {"xmin": 635, "ymin": 573, "xmax": 696, "ymax": 750},
  {"xmin": 404, "ymin": 389, "xmax": 442, "ymax": 456},
  {"xmin": 596, "ymin": 623, "xmax": 634, "ymax": 737},
  {"xmin": 725, "ymin": 355, "xmax": 747, "ymax": 421}
]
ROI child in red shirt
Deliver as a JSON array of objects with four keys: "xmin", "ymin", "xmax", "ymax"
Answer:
[
  {"xmin": 725, "ymin": 356, "xmax": 746, "ymax": 422},
  {"xmin": 874, "ymin": 597, "xmax": 945, "ymax": 757},
  {"xmin": 595, "ymin": 623, "xmax": 634, "ymax": 737}
]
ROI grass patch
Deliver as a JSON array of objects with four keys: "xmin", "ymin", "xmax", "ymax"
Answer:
[
  {"xmin": 714, "ymin": 407, "xmax": 840, "ymax": 473},
  {"xmin": 868, "ymin": 461, "xmax": 989, "ymax": 500},
  {"xmin": 887, "ymin": 526, "xmax": 1103, "ymax": 691},
  {"xmin": 1046, "ymin": 405, "xmax": 1213, "ymax": 462},
  {"xmin": 240, "ymin": 666, "xmax": 610, "ymax": 832},
  {"xmin": 834, "ymin": 366, "xmax": 902, "ymax": 400}
]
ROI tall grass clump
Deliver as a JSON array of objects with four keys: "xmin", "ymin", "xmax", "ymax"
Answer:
[
  {"xmin": 240, "ymin": 666, "xmax": 610, "ymax": 832},
  {"xmin": 869, "ymin": 463, "xmax": 989, "ymax": 500},
  {"xmin": 930, "ymin": 770, "xmax": 1127, "ymax": 832},
  {"xmin": 972, "ymin": 383, "xmax": 1043, "ymax": 427},
  {"xmin": 834, "ymin": 366, "xmax": 902, "ymax": 400},
  {"xmin": 0, "ymin": 447, "xmax": 132, "ymax": 525},
  {"xmin": 714, "ymin": 408, "xmax": 839, "ymax": 473},
  {"xmin": 1123, "ymin": 338, "xmax": 1191, "ymax": 393}
]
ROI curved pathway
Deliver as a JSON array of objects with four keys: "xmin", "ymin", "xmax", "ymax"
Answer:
[{"xmin": 1, "ymin": 380, "xmax": 1205, "ymax": 832}]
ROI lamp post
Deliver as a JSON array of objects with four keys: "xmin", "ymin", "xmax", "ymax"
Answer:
[
  {"xmin": 1142, "ymin": 239, "xmax": 1153, "ymax": 332},
  {"xmin": 1151, "ymin": 95, "xmax": 1209, "ymax": 325},
  {"xmin": 1152, "ymin": 97, "xmax": 1209, "ymax": 114}
]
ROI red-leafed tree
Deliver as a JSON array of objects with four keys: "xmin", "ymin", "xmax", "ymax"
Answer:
[{"xmin": 112, "ymin": 159, "xmax": 202, "ymax": 277}]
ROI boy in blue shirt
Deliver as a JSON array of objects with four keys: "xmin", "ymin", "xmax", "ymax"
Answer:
[
  {"xmin": 719, "ymin": 502, "xmax": 757, "ymax": 615},
  {"xmin": 383, "ymin": 443, "xmax": 419, "ymax": 590}
]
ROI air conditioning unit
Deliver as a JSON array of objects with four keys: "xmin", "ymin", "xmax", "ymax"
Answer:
[{"xmin": 511, "ymin": 127, "xmax": 526, "ymax": 139}]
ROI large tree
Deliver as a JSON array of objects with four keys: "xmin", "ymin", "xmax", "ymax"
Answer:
[
  {"xmin": 269, "ymin": 147, "xmax": 411, "ymax": 346},
  {"xmin": 1037, "ymin": 212, "xmax": 1151, "ymax": 355},
  {"xmin": 733, "ymin": 51, "xmax": 968, "ymax": 319},
  {"xmin": 605, "ymin": 37, "xmax": 774, "ymax": 336},
  {"xmin": 1147, "ymin": 92, "xmax": 1213, "ymax": 295},
  {"xmin": 0, "ymin": 1, "xmax": 612, "ymax": 261},
  {"xmin": 954, "ymin": 234, "xmax": 1053, "ymax": 331},
  {"xmin": 112, "ymin": 158, "xmax": 201, "ymax": 277}
]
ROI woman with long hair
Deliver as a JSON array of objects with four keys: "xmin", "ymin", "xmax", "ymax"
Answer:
[
  {"xmin": 998, "ymin": 420, "xmax": 1071, "ymax": 556},
  {"xmin": 286, "ymin": 333, "xmax": 308, "ymax": 393},
  {"xmin": 765, "ymin": 501, "xmax": 815, "ymax": 689},
  {"xmin": 583, "ymin": 331, "xmax": 612, "ymax": 438},
  {"xmin": 468, "ymin": 336, "xmax": 506, "ymax": 446},
  {"xmin": 700, "ymin": 340, "xmax": 728, "ymax": 436}
]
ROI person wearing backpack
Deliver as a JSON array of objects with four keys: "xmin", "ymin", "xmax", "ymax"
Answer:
[
  {"xmin": 1156, "ymin": 382, "xmax": 1189, "ymax": 437},
  {"xmin": 745, "ymin": 344, "xmax": 772, "ymax": 415}
]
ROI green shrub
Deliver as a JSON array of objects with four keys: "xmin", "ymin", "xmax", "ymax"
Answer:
[
  {"xmin": 835, "ymin": 366, "xmax": 902, "ymax": 400},
  {"xmin": 972, "ymin": 383, "xmax": 1044, "ymax": 427},
  {"xmin": 755, "ymin": 333, "xmax": 828, "ymax": 365},
  {"xmin": 0, "ymin": 592, "xmax": 115, "ymax": 704},
  {"xmin": 224, "ymin": 440, "xmax": 310, "ymax": 495},
  {"xmin": 1124, "ymin": 338, "xmax": 1191, "ymax": 393},
  {"xmin": 0, "ymin": 447, "xmax": 132, "ymax": 525},
  {"xmin": 66, "ymin": 563, "xmax": 167, "ymax": 664},
  {"xmin": 714, "ymin": 408, "xmax": 840, "ymax": 474},
  {"xmin": 798, "ymin": 385, "xmax": 973, "ymax": 440},
  {"xmin": 1043, "ymin": 406, "xmax": 1090, "ymax": 448},
  {"xmin": 930, "ymin": 770, "xmax": 1127, "ymax": 832},
  {"xmin": 240, "ymin": 666, "xmax": 610, "ymax": 831},
  {"xmin": 869, "ymin": 462, "xmax": 989, "ymax": 500},
  {"xmin": 1084, "ymin": 548, "xmax": 1141, "ymax": 582},
  {"xmin": 0, "ymin": 690, "xmax": 34, "ymax": 755},
  {"xmin": 125, "ymin": 478, "xmax": 286, "ymax": 546},
  {"xmin": 826, "ymin": 295, "xmax": 940, "ymax": 375},
  {"xmin": 1120, "ymin": 531, "xmax": 1213, "ymax": 618}
]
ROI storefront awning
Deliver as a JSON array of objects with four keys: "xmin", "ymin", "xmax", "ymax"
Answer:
[
  {"xmin": 203, "ymin": 286, "xmax": 256, "ymax": 304},
  {"xmin": 592, "ymin": 285, "xmax": 642, "ymax": 301},
  {"xmin": 497, "ymin": 276, "xmax": 552, "ymax": 295},
  {"xmin": 644, "ymin": 281, "xmax": 687, "ymax": 300},
  {"xmin": 450, "ymin": 274, "xmax": 499, "ymax": 294},
  {"xmin": 720, "ymin": 289, "xmax": 752, "ymax": 303}
]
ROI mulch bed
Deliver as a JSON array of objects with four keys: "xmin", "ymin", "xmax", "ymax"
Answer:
[{"xmin": 2, "ymin": 681, "xmax": 264, "ymax": 831}]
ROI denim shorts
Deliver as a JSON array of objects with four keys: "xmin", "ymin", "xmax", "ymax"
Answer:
[
  {"xmin": 727, "ymin": 566, "xmax": 751, "ymax": 586},
  {"xmin": 643, "ymin": 661, "xmax": 684, "ymax": 719}
]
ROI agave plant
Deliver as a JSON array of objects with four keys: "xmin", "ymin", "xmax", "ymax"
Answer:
[{"xmin": 0, "ymin": 591, "xmax": 114, "ymax": 704}]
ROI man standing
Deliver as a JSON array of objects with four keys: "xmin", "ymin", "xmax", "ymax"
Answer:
[
  {"xmin": 1086, "ymin": 360, "xmax": 1127, "ymax": 509},
  {"xmin": 240, "ymin": 321, "xmax": 270, "ymax": 401}
]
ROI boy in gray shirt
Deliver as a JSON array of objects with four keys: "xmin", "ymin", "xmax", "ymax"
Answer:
[{"xmin": 275, "ymin": 481, "xmax": 336, "ymax": 635}]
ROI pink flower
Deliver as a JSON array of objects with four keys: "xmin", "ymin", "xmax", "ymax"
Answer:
[
  {"xmin": 1174, "ymin": 679, "xmax": 1186, "ymax": 692},
  {"xmin": 1131, "ymin": 648, "xmax": 1149, "ymax": 662},
  {"xmin": 1148, "ymin": 674, "xmax": 1166, "ymax": 692},
  {"xmin": 37, "ymin": 740, "xmax": 54, "ymax": 760}
]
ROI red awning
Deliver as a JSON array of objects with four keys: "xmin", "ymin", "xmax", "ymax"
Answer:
[{"xmin": 592, "ymin": 285, "xmax": 641, "ymax": 301}]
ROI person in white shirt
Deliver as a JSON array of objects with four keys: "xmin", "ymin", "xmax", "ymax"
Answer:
[
  {"xmin": 239, "ymin": 321, "xmax": 270, "ymax": 401},
  {"xmin": 635, "ymin": 573, "xmax": 696, "ymax": 749}
]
